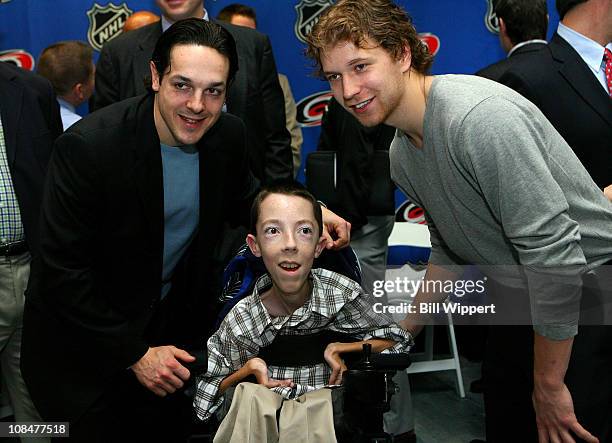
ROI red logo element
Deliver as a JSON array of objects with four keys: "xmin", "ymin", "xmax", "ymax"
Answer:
[
  {"xmin": 0, "ymin": 49, "xmax": 35, "ymax": 71},
  {"xmin": 419, "ymin": 33, "xmax": 441, "ymax": 56},
  {"xmin": 395, "ymin": 199, "xmax": 426, "ymax": 224},
  {"xmin": 296, "ymin": 90, "xmax": 334, "ymax": 127}
]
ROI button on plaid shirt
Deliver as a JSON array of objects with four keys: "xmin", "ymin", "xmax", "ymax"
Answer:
[
  {"xmin": 194, "ymin": 268, "xmax": 412, "ymax": 422},
  {"xmin": 0, "ymin": 114, "xmax": 24, "ymax": 244}
]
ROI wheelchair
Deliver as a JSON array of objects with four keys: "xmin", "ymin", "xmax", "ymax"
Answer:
[{"xmin": 185, "ymin": 245, "xmax": 411, "ymax": 443}]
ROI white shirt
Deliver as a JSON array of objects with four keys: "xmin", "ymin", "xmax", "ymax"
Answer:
[
  {"xmin": 557, "ymin": 22, "xmax": 612, "ymax": 93},
  {"xmin": 57, "ymin": 98, "xmax": 80, "ymax": 131}
]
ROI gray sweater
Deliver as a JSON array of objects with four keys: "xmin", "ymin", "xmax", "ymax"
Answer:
[{"xmin": 390, "ymin": 74, "xmax": 612, "ymax": 338}]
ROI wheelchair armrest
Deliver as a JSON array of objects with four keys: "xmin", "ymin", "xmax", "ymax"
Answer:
[{"xmin": 367, "ymin": 353, "xmax": 411, "ymax": 371}]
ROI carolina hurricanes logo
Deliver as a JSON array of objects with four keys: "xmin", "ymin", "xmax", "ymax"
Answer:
[
  {"xmin": 87, "ymin": 2, "xmax": 133, "ymax": 51},
  {"xmin": 0, "ymin": 49, "xmax": 35, "ymax": 70},
  {"xmin": 485, "ymin": 0, "xmax": 499, "ymax": 34},
  {"xmin": 419, "ymin": 33, "xmax": 441, "ymax": 56},
  {"xmin": 294, "ymin": 0, "xmax": 334, "ymax": 43},
  {"xmin": 395, "ymin": 199, "xmax": 426, "ymax": 224},
  {"xmin": 296, "ymin": 90, "xmax": 334, "ymax": 127}
]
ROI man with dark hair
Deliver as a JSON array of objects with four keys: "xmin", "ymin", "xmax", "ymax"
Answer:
[
  {"xmin": 0, "ymin": 61, "xmax": 61, "ymax": 443},
  {"xmin": 477, "ymin": 0, "xmax": 548, "ymax": 81},
  {"xmin": 217, "ymin": 3, "xmax": 257, "ymax": 28},
  {"xmin": 92, "ymin": 0, "xmax": 292, "ymax": 185},
  {"xmin": 307, "ymin": 0, "xmax": 612, "ymax": 442},
  {"xmin": 37, "ymin": 41, "xmax": 95, "ymax": 130},
  {"xmin": 499, "ymin": 0, "xmax": 612, "ymax": 198},
  {"xmin": 21, "ymin": 19, "xmax": 350, "ymax": 442}
]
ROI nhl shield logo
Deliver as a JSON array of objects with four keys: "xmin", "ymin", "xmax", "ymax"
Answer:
[
  {"xmin": 87, "ymin": 2, "xmax": 133, "ymax": 51},
  {"xmin": 294, "ymin": 0, "xmax": 334, "ymax": 43},
  {"xmin": 485, "ymin": 0, "xmax": 499, "ymax": 34}
]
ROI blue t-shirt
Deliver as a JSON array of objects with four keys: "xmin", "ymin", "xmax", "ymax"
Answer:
[{"xmin": 161, "ymin": 143, "xmax": 199, "ymax": 298}]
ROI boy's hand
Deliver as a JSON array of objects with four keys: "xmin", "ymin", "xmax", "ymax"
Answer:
[
  {"xmin": 324, "ymin": 343, "xmax": 347, "ymax": 385},
  {"xmin": 321, "ymin": 206, "xmax": 351, "ymax": 250},
  {"xmin": 246, "ymin": 357, "xmax": 294, "ymax": 389}
]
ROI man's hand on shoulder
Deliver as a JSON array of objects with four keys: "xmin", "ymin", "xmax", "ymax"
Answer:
[
  {"xmin": 246, "ymin": 357, "xmax": 294, "ymax": 389},
  {"xmin": 321, "ymin": 206, "xmax": 351, "ymax": 250},
  {"xmin": 130, "ymin": 346, "xmax": 195, "ymax": 397}
]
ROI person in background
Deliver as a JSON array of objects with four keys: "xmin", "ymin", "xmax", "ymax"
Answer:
[
  {"xmin": 218, "ymin": 3, "xmax": 304, "ymax": 177},
  {"xmin": 499, "ymin": 0, "xmax": 612, "ymax": 201},
  {"xmin": 123, "ymin": 10, "xmax": 160, "ymax": 32},
  {"xmin": 306, "ymin": 0, "xmax": 612, "ymax": 441},
  {"xmin": 37, "ymin": 41, "xmax": 94, "ymax": 130},
  {"xmin": 0, "ymin": 61, "xmax": 62, "ymax": 443},
  {"xmin": 476, "ymin": 0, "xmax": 548, "ymax": 81}
]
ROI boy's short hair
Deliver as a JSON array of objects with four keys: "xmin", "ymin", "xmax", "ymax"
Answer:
[
  {"xmin": 305, "ymin": 0, "xmax": 433, "ymax": 78},
  {"xmin": 250, "ymin": 181, "xmax": 323, "ymax": 237}
]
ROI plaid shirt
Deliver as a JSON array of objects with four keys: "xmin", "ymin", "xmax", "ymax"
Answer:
[
  {"xmin": 0, "ymin": 113, "xmax": 24, "ymax": 245},
  {"xmin": 194, "ymin": 268, "xmax": 412, "ymax": 422}
]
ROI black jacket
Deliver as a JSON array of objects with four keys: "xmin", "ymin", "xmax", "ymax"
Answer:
[
  {"xmin": 0, "ymin": 62, "xmax": 62, "ymax": 255},
  {"xmin": 476, "ymin": 41, "xmax": 547, "ymax": 81},
  {"xmin": 498, "ymin": 34, "xmax": 612, "ymax": 188},
  {"xmin": 21, "ymin": 93, "xmax": 258, "ymax": 422},
  {"xmin": 91, "ymin": 19, "xmax": 292, "ymax": 184},
  {"xmin": 317, "ymin": 98, "xmax": 396, "ymax": 230}
]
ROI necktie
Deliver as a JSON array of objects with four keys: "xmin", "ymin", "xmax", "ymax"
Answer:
[{"xmin": 604, "ymin": 48, "xmax": 612, "ymax": 98}]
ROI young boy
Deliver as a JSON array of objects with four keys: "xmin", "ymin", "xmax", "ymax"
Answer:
[{"xmin": 194, "ymin": 182, "xmax": 412, "ymax": 441}]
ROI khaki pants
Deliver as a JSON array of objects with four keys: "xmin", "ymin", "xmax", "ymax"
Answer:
[
  {"xmin": 0, "ymin": 251, "xmax": 47, "ymax": 443},
  {"xmin": 214, "ymin": 383, "xmax": 337, "ymax": 443}
]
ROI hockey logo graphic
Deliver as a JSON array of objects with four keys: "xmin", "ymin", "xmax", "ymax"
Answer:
[
  {"xmin": 296, "ymin": 90, "xmax": 333, "ymax": 127},
  {"xmin": 0, "ymin": 49, "xmax": 35, "ymax": 70},
  {"xmin": 485, "ymin": 0, "xmax": 499, "ymax": 34},
  {"xmin": 87, "ymin": 2, "xmax": 133, "ymax": 51},
  {"xmin": 419, "ymin": 33, "xmax": 441, "ymax": 56},
  {"xmin": 294, "ymin": 0, "xmax": 334, "ymax": 43},
  {"xmin": 395, "ymin": 200, "xmax": 426, "ymax": 224}
]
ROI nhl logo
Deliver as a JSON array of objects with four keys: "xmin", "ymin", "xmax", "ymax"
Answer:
[
  {"xmin": 294, "ymin": 0, "xmax": 334, "ymax": 44},
  {"xmin": 485, "ymin": 0, "xmax": 499, "ymax": 34},
  {"xmin": 87, "ymin": 2, "xmax": 133, "ymax": 51}
]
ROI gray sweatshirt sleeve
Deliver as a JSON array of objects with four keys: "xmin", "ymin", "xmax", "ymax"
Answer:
[{"xmin": 455, "ymin": 96, "xmax": 585, "ymax": 339}]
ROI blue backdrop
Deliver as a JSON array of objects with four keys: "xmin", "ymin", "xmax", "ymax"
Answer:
[{"xmin": 0, "ymin": 0, "xmax": 560, "ymax": 217}]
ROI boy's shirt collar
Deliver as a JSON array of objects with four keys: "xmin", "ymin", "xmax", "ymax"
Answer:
[{"xmin": 252, "ymin": 269, "xmax": 362, "ymax": 329}]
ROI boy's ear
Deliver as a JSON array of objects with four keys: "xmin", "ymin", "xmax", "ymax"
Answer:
[
  {"xmin": 314, "ymin": 235, "xmax": 326, "ymax": 258},
  {"xmin": 246, "ymin": 233, "xmax": 261, "ymax": 257}
]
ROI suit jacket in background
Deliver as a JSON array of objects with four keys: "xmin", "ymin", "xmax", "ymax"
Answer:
[
  {"xmin": 498, "ymin": 33, "xmax": 612, "ymax": 188},
  {"xmin": 92, "ymin": 19, "xmax": 293, "ymax": 184},
  {"xmin": 0, "ymin": 62, "xmax": 62, "ymax": 256},
  {"xmin": 21, "ymin": 93, "xmax": 259, "ymax": 423},
  {"xmin": 317, "ymin": 97, "xmax": 396, "ymax": 230},
  {"xmin": 476, "ymin": 41, "xmax": 547, "ymax": 81}
]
